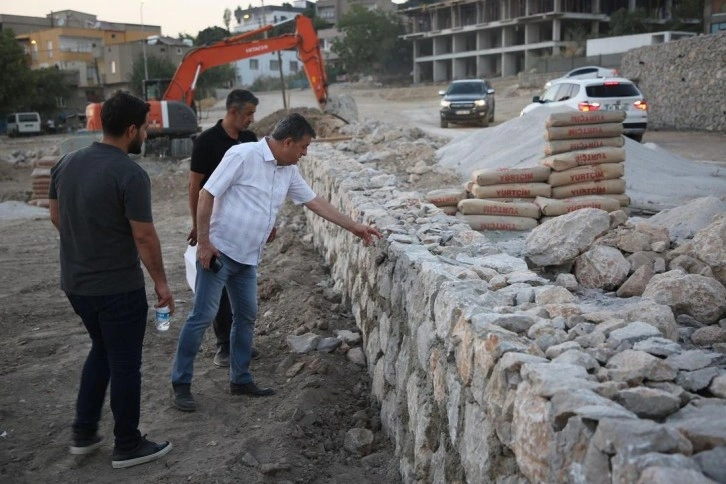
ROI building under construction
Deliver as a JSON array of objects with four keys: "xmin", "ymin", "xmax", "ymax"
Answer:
[{"xmin": 398, "ymin": 0, "xmax": 696, "ymax": 82}]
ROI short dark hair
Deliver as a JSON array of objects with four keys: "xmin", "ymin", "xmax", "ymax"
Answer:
[
  {"xmin": 271, "ymin": 113, "xmax": 316, "ymax": 142},
  {"xmin": 101, "ymin": 91, "xmax": 150, "ymax": 137},
  {"xmin": 226, "ymin": 89, "xmax": 259, "ymax": 110}
]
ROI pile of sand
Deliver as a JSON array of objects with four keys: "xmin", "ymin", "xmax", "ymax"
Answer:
[{"xmin": 437, "ymin": 105, "xmax": 726, "ymax": 211}]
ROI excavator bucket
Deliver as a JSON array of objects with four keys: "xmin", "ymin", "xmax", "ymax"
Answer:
[{"xmin": 323, "ymin": 94, "xmax": 358, "ymax": 124}]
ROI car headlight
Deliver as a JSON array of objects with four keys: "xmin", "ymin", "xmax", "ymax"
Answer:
[
  {"xmin": 440, "ymin": 100, "xmax": 451, "ymax": 108},
  {"xmin": 474, "ymin": 99, "xmax": 487, "ymax": 107}
]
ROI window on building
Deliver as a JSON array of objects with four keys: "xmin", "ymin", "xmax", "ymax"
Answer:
[
  {"xmin": 87, "ymin": 64, "xmax": 98, "ymax": 81},
  {"xmin": 270, "ymin": 59, "xmax": 280, "ymax": 70},
  {"xmin": 250, "ymin": 59, "xmax": 259, "ymax": 70},
  {"xmin": 319, "ymin": 7, "xmax": 335, "ymax": 19},
  {"xmin": 47, "ymin": 40, "xmax": 53, "ymax": 58},
  {"xmin": 289, "ymin": 61, "xmax": 298, "ymax": 72},
  {"xmin": 111, "ymin": 60, "xmax": 116, "ymax": 74},
  {"xmin": 712, "ymin": 22, "xmax": 726, "ymax": 33},
  {"xmin": 176, "ymin": 47, "xmax": 183, "ymax": 55}
]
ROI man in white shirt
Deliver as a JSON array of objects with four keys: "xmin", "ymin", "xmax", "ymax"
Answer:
[{"xmin": 171, "ymin": 113, "xmax": 382, "ymax": 411}]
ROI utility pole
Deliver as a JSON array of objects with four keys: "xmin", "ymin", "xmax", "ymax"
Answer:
[{"xmin": 141, "ymin": 1, "xmax": 148, "ymax": 82}]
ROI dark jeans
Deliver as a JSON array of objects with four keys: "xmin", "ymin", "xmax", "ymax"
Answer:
[
  {"xmin": 213, "ymin": 287, "xmax": 233, "ymax": 352},
  {"xmin": 67, "ymin": 288, "xmax": 147, "ymax": 452}
]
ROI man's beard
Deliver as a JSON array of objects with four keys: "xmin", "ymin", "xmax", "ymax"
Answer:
[{"xmin": 128, "ymin": 134, "xmax": 143, "ymax": 154}]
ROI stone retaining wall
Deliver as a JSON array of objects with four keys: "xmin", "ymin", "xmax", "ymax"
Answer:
[
  {"xmin": 621, "ymin": 32, "xmax": 726, "ymax": 132},
  {"xmin": 299, "ymin": 144, "xmax": 726, "ymax": 483}
]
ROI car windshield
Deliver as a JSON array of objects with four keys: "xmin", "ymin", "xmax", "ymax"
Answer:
[
  {"xmin": 447, "ymin": 82, "xmax": 484, "ymax": 95},
  {"xmin": 586, "ymin": 83, "xmax": 641, "ymax": 97}
]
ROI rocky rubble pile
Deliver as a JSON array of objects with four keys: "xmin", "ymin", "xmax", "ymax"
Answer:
[{"xmin": 300, "ymin": 137, "xmax": 726, "ymax": 483}]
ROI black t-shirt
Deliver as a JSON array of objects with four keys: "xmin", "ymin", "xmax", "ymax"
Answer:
[
  {"xmin": 49, "ymin": 142, "xmax": 153, "ymax": 295},
  {"xmin": 190, "ymin": 120, "xmax": 258, "ymax": 187}
]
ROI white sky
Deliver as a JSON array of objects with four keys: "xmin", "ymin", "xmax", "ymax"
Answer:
[{"xmin": 2, "ymin": 0, "xmax": 376, "ymax": 38}]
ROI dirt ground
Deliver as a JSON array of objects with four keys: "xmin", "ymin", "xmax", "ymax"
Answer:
[{"xmin": 1, "ymin": 80, "xmax": 725, "ymax": 483}]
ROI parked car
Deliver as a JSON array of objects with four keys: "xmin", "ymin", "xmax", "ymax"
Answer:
[
  {"xmin": 439, "ymin": 79, "xmax": 495, "ymax": 128},
  {"xmin": 543, "ymin": 66, "xmax": 620, "ymax": 90},
  {"xmin": 520, "ymin": 77, "xmax": 648, "ymax": 142}
]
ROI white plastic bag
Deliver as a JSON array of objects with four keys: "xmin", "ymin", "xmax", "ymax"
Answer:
[{"xmin": 184, "ymin": 244, "xmax": 197, "ymax": 293}]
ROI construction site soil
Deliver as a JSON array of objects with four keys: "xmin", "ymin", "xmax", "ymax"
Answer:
[{"xmin": 1, "ymin": 80, "xmax": 724, "ymax": 483}]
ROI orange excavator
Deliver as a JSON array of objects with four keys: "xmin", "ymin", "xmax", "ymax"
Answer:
[{"xmin": 85, "ymin": 14, "xmax": 353, "ymax": 138}]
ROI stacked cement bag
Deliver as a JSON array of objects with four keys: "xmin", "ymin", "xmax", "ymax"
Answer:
[
  {"xmin": 455, "ymin": 166, "xmax": 549, "ymax": 230},
  {"xmin": 28, "ymin": 157, "xmax": 57, "ymax": 208},
  {"xmin": 425, "ymin": 188, "xmax": 468, "ymax": 216},
  {"xmin": 537, "ymin": 111, "xmax": 629, "ymax": 218}
]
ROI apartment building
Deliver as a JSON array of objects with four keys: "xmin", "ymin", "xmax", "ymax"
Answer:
[
  {"xmin": 705, "ymin": 0, "xmax": 726, "ymax": 33},
  {"xmin": 398, "ymin": 0, "xmax": 694, "ymax": 82},
  {"xmin": 2, "ymin": 10, "xmax": 169, "ymax": 113},
  {"xmin": 316, "ymin": 0, "xmax": 396, "ymax": 24}
]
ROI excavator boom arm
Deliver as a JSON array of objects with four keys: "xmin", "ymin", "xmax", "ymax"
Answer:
[{"xmin": 163, "ymin": 14, "xmax": 328, "ymax": 110}]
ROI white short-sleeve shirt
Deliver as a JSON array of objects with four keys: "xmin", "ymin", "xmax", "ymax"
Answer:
[{"xmin": 203, "ymin": 138, "xmax": 316, "ymax": 265}]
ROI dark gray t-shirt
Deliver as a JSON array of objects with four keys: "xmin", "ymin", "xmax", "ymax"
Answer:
[{"xmin": 49, "ymin": 142, "xmax": 153, "ymax": 296}]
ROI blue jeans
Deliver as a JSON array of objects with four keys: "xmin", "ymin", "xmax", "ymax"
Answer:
[
  {"xmin": 171, "ymin": 251, "xmax": 257, "ymax": 386},
  {"xmin": 66, "ymin": 288, "xmax": 147, "ymax": 452}
]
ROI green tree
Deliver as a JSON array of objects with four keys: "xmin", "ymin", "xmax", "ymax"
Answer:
[
  {"xmin": 196, "ymin": 26, "xmax": 231, "ymax": 46},
  {"xmin": 0, "ymin": 29, "xmax": 33, "ymax": 113},
  {"xmin": 223, "ymin": 8, "xmax": 232, "ymax": 31},
  {"xmin": 331, "ymin": 5, "xmax": 412, "ymax": 80},
  {"xmin": 608, "ymin": 8, "xmax": 651, "ymax": 35},
  {"xmin": 27, "ymin": 67, "xmax": 73, "ymax": 116},
  {"xmin": 128, "ymin": 54, "xmax": 177, "ymax": 97}
]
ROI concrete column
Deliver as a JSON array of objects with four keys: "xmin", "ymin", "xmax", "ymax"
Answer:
[
  {"xmin": 628, "ymin": 0, "xmax": 636, "ymax": 12},
  {"xmin": 593, "ymin": 0, "xmax": 601, "ymax": 14},
  {"xmin": 554, "ymin": 0, "xmax": 561, "ymax": 13}
]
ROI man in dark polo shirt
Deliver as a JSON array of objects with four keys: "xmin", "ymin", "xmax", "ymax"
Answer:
[
  {"xmin": 49, "ymin": 91, "xmax": 173, "ymax": 468},
  {"xmin": 186, "ymin": 89, "xmax": 262, "ymax": 367}
]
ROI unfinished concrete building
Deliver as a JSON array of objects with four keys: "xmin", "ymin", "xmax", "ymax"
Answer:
[{"xmin": 398, "ymin": 0, "xmax": 681, "ymax": 82}]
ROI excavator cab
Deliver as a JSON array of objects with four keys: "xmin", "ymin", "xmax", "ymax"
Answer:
[{"xmin": 143, "ymin": 78, "xmax": 172, "ymax": 102}]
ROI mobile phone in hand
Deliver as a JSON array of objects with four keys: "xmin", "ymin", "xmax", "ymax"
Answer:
[{"xmin": 209, "ymin": 255, "xmax": 223, "ymax": 273}]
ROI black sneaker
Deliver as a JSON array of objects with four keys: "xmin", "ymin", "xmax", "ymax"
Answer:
[
  {"xmin": 171, "ymin": 383, "xmax": 196, "ymax": 412},
  {"xmin": 112, "ymin": 435, "xmax": 172, "ymax": 469},
  {"xmin": 69, "ymin": 434, "xmax": 103, "ymax": 455}
]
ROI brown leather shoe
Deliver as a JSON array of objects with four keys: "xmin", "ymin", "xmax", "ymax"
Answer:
[{"xmin": 230, "ymin": 381, "xmax": 275, "ymax": 397}]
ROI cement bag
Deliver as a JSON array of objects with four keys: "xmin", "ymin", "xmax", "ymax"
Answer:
[
  {"xmin": 458, "ymin": 199, "xmax": 541, "ymax": 218},
  {"xmin": 535, "ymin": 195, "xmax": 621, "ymax": 216},
  {"xmin": 185, "ymin": 244, "xmax": 197, "ymax": 293},
  {"xmin": 603, "ymin": 193, "xmax": 631, "ymax": 207},
  {"xmin": 480, "ymin": 197, "xmax": 536, "ymax": 203},
  {"xmin": 463, "ymin": 180, "xmax": 475, "ymax": 194},
  {"xmin": 426, "ymin": 188, "xmax": 468, "ymax": 207},
  {"xmin": 472, "ymin": 166, "xmax": 551, "ymax": 186},
  {"xmin": 544, "ymin": 123, "xmax": 624, "ymax": 141},
  {"xmin": 438, "ymin": 205, "xmax": 458, "ymax": 216},
  {"xmin": 548, "ymin": 163, "xmax": 624, "ymax": 187},
  {"xmin": 541, "ymin": 147, "xmax": 626, "ymax": 171},
  {"xmin": 544, "ymin": 136, "xmax": 624, "ymax": 156},
  {"xmin": 472, "ymin": 182, "xmax": 551, "ymax": 199},
  {"xmin": 546, "ymin": 111, "xmax": 626, "ymax": 127},
  {"xmin": 551, "ymin": 178, "xmax": 626, "ymax": 199},
  {"xmin": 456, "ymin": 213, "xmax": 539, "ymax": 231}
]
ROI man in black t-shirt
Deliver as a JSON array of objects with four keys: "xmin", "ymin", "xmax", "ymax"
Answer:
[
  {"xmin": 187, "ymin": 89, "xmax": 262, "ymax": 367},
  {"xmin": 49, "ymin": 91, "xmax": 173, "ymax": 468}
]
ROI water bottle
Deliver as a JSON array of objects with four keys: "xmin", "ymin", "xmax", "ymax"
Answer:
[{"xmin": 155, "ymin": 306, "xmax": 171, "ymax": 332}]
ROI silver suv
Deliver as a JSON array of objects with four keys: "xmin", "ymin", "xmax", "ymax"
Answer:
[
  {"xmin": 439, "ymin": 80, "xmax": 496, "ymax": 128},
  {"xmin": 521, "ymin": 77, "xmax": 648, "ymax": 142}
]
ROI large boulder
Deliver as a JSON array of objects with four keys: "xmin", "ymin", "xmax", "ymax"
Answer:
[
  {"xmin": 524, "ymin": 208, "xmax": 610, "ymax": 267},
  {"xmin": 574, "ymin": 245, "xmax": 630, "ymax": 290},
  {"xmin": 642, "ymin": 270, "xmax": 726, "ymax": 324},
  {"xmin": 648, "ymin": 196, "xmax": 726, "ymax": 245}
]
